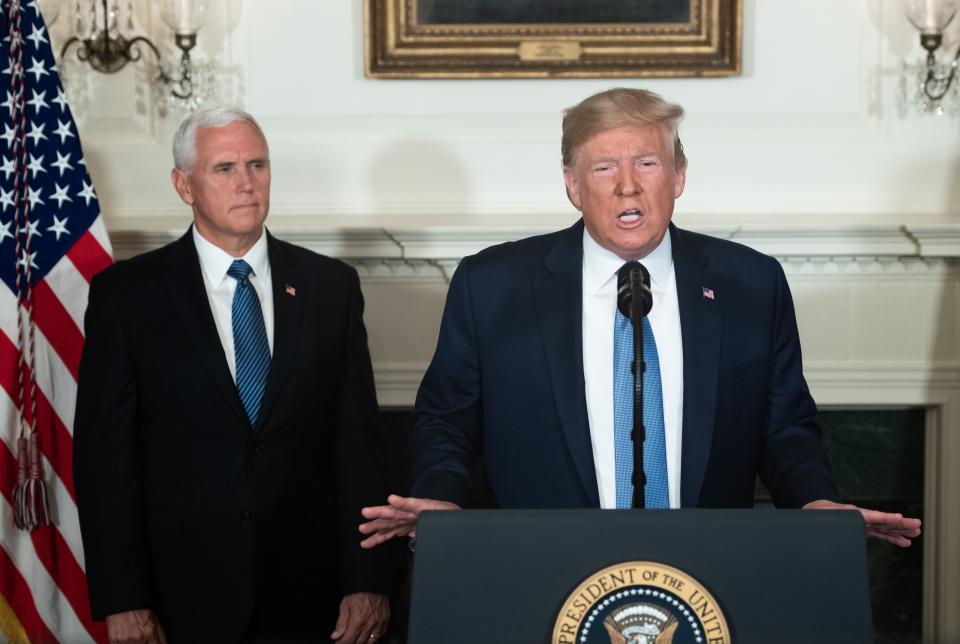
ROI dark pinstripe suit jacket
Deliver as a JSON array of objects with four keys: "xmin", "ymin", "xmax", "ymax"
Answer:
[{"xmin": 74, "ymin": 229, "xmax": 395, "ymax": 642}]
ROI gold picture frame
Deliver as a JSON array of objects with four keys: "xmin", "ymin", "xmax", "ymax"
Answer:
[{"xmin": 364, "ymin": 0, "xmax": 742, "ymax": 79}]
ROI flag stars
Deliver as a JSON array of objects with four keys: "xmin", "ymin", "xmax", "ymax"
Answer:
[
  {"xmin": 2, "ymin": 59, "xmax": 23, "ymax": 79},
  {"xmin": 19, "ymin": 219, "xmax": 41, "ymax": 239},
  {"xmin": 52, "ymin": 88, "xmax": 67, "ymax": 112},
  {"xmin": 27, "ymin": 120, "xmax": 46, "ymax": 145},
  {"xmin": 50, "ymin": 182, "xmax": 71, "ymax": 208},
  {"xmin": 1, "ymin": 156, "xmax": 15, "ymax": 179},
  {"xmin": 53, "ymin": 119, "xmax": 74, "ymax": 143},
  {"xmin": 27, "ymin": 152, "xmax": 45, "ymax": 178},
  {"xmin": 27, "ymin": 89, "xmax": 47, "ymax": 113},
  {"xmin": 77, "ymin": 180, "xmax": 96, "ymax": 205},
  {"xmin": 0, "ymin": 220, "xmax": 12, "ymax": 243},
  {"xmin": 51, "ymin": 150, "xmax": 72, "ymax": 175},
  {"xmin": 26, "ymin": 23, "xmax": 47, "ymax": 49},
  {"xmin": 27, "ymin": 185, "xmax": 43, "ymax": 208},
  {"xmin": 0, "ymin": 187, "xmax": 13, "ymax": 211},
  {"xmin": 26, "ymin": 56, "xmax": 48, "ymax": 82},
  {"xmin": 1, "ymin": 90, "xmax": 18, "ymax": 114},
  {"xmin": 47, "ymin": 214, "xmax": 70, "ymax": 240},
  {"xmin": 1, "ymin": 124, "xmax": 17, "ymax": 147},
  {"xmin": 19, "ymin": 249, "xmax": 38, "ymax": 270}
]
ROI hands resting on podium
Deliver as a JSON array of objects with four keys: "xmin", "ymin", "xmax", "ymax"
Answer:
[
  {"xmin": 801, "ymin": 500, "xmax": 921, "ymax": 548},
  {"xmin": 359, "ymin": 496, "xmax": 921, "ymax": 549}
]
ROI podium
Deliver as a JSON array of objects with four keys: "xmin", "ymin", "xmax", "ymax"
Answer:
[{"xmin": 408, "ymin": 509, "xmax": 873, "ymax": 644}]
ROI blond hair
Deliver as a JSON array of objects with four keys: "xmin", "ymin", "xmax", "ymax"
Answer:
[{"xmin": 561, "ymin": 88, "xmax": 686, "ymax": 170}]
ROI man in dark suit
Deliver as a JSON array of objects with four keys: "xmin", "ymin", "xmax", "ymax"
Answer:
[
  {"xmin": 74, "ymin": 107, "xmax": 395, "ymax": 643},
  {"xmin": 359, "ymin": 88, "xmax": 920, "ymax": 548}
]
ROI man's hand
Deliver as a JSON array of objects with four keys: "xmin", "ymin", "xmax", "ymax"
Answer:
[
  {"xmin": 359, "ymin": 494, "xmax": 460, "ymax": 549},
  {"xmin": 105, "ymin": 609, "xmax": 167, "ymax": 644},
  {"xmin": 330, "ymin": 592, "xmax": 389, "ymax": 643},
  {"xmin": 803, "ymin": 499, "xmax": 922, "ymax": 547}
]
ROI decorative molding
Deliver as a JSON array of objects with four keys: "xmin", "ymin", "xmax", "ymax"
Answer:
[
  {"xmin": 729, "ymin": 224, "xmax": 916, "ymax": 257},
  {"xmin": 103, "ymin": 218, "xmax": 960, "ymax": 262},
  {"xmin": 907, "ymin": 225, "xmax": 960, "ymax": 257},
  {"xmin": 372, "ymin": 362, "xmax": 429, "ymax": 408}
]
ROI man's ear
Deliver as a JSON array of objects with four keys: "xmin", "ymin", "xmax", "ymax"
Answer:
[
  {"xmin": 673, "ymin": 164, "xmax": 686, "ymax": 200},
  {"xmin": 562, "ymin": 166, "xmax": 582, "ymax": 211},
  {"xmin": 171, "ymin": 168, "xmax": 194, "ymax": 206}
]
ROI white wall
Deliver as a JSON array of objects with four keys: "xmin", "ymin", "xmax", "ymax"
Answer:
[{"xmin": 47, "ymin": 0, "xmax": 960, "ymax": 229}]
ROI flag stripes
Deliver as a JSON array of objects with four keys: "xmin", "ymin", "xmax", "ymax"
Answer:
[
  {"xmin": 31, "ymin": 280, "xmax": 84, "ymax": 379},
  {"xmin": 0, "ymin": 545, "xmax": 54, "ymax": 643},
  {"xmin": 1, "ymin": 1, "xmax": 112, "ymax": 639},
  {"xmin": 65, "ymin": 231, "xmax": 111, "ymax": 287}
]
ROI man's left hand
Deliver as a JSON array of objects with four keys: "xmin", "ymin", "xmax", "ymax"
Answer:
[
  {"xmin": 803, "ymin": 499, "xmax": 922, "ymax": 548},
  {"xmin": 330, "ymin": 592, "xmax": 390, "ymax": 643}
]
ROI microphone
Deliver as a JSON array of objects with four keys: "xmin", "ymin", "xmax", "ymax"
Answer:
[
  {"xmin": 616, "ymin": 261, "xmax": 652, "ymax": 509},
  {"xmin": 616, "ymin": 262, "xmax": 653, "ymax": 321}
]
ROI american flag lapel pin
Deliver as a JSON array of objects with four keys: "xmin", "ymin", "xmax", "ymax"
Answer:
[
  {"xmin": 702, "ymin": 286, "xmax": 715, "ymax": 300},
  {"xmin": 285, "ymin": 284, "xmax": 296, "ymax": 297}
]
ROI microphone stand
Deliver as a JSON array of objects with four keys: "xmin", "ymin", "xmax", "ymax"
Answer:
[{"xmin": 629, "ymin": 271, "xmax": 646, "ymax": 509}]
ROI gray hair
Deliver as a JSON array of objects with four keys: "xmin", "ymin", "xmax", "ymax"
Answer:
[{"xmin": 172, "ymin": 105, "xmax": 267, "ymax": 172}]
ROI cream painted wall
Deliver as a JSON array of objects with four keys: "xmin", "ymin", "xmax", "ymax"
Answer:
[{"xmin": 45, "ymin": 0, "xmax": 960, "ymax": 227}]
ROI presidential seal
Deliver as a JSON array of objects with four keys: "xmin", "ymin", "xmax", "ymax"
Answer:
[{"xmin": 552, "ymin": 562, "xmax": 730, "ymax": 644}]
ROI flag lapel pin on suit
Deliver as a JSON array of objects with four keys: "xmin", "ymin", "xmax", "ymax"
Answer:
[
  {"xmin": 285, "ymin": 284, "xmax": 296, "ymax": 296},
  {"xmin": 702, "ymin": 286, "xmax": 715, "ymax": 300}
]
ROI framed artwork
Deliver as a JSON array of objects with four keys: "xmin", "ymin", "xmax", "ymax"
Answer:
[{"xmin": 365, "ymin": 0, "xmax": 742, "ymax": 79}]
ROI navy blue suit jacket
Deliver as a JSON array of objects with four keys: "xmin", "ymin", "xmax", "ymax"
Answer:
[{"xmin": 409, "ymin": 220, "xmax": 838, "ymax": 509}]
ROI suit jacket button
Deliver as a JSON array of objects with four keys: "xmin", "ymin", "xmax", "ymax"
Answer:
[{"xmin": 240, "ymin": 512, "xmax": 252, "ymax": 524}]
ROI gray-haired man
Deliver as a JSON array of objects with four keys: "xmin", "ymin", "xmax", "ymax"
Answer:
[{"xmin": 74, "ymin": 106, "xmax": 396, "ymax": 643}]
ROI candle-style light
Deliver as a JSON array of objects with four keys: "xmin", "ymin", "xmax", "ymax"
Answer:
[
  {"xmin": 59, "ymin": 0, "xmax": 212, "ymax": 106},
  {"xmin": 901, "ymin": 0, "xmax": 960, "ymax": 111}
]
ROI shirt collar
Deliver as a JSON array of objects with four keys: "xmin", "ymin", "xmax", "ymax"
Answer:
[
  {"xmin": 582, "ymin": 226, "xmax": 673, "ymax": 295},
  {"xmin": 192, "ymin": 225, "xmax": 270, "ymax": 287}
]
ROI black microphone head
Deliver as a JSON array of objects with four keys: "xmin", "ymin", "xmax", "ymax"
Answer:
[{"xmin": 616, "ymin": 262, "xmax": 652, "ymax": 320}]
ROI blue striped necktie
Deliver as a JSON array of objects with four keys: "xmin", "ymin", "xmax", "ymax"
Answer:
[
  {"xmin": 228, "ymin": 259, "xmax": 271, "ymax": 428},
  {"xmin": 613, "ymin": 295, "xmax": 669, "ymax": 509}
]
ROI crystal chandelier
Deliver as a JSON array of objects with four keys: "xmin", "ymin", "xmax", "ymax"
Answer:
[
  {"xmin": 901, "ymin": 0, "xmax": 960, "ymax": 115},
  {"xmin": 56, "ymin": 0, "xmax": 216, "ymax": 111}
]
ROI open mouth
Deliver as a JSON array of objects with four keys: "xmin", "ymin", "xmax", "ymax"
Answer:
[{"xmin": 618, "ymin": 208, "xmax": 642, "ymax": 223}]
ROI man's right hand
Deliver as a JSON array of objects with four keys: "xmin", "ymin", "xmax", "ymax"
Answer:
[
  {"xmin": 359, "ymin": 494, "xmax": 460, "ymax": 549},
  {"xmin": 105, "ymin": 609, "xmax": 167, "ymax": 644}
]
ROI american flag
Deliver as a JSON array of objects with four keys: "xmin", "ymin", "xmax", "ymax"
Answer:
[{"xmin": 1, "ymin": 1, "xmax": 110, "ymax": 641}]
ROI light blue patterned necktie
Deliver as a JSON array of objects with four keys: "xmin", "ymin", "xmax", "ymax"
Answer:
[
  {"xmin": 228, "ymin": 259, "xmax": 271, "ymax": 428},
  {"xmin": 613, "ymin": 302, "xmax": 669, "ymax": 509}
]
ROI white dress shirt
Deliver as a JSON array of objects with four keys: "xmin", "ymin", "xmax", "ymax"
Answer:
[
  {"xmin": 582, "ymin": 229, "xmax": 684, "ymax": 509},
  {"xmin": 192, "ymin": 226, "xmax": 275, "ymax": 382}
]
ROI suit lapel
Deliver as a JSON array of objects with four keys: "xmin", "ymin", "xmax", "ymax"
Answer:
[
  {"xmin": 672, "ymin": 225, "xmax": 723, "ymax": 507},
  {"xmin": 161, "ymin": 230, "xmax": 249, "ymax": 426},
  {"xmin": 254, "ymin": 232, "xmax": 305, "ymax": 433},
  {"xmin": 533, "ymin": 221, "xmax": 600, "ymax": 507}
]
